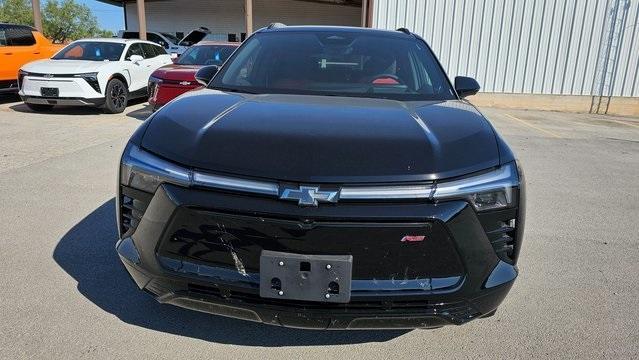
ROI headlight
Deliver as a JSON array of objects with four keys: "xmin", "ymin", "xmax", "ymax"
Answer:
[
  {"xmin": 120, "ymin": 142, "xmax": 520, "ymax": 212},
  {"xmin": 18, "ymin": 69, "xmax": 29, "ymax": 88},
  {"xmin": 74, "ymin": 72, "xmax": 101, "ymax": 93},
  {"xmin": 433, "ymin": 162, "xmax": 519, "ymax": 211},
  {"xmin": 73, "ymin": 72, "xmax": 98, "ymax": 78},
  {"xmin": 148, "ymin": 76, "xmax": 163, "ymax": 84},
  {"xmin": 120, "ymin": 143, "xmax": 191, "ymax": 193}
]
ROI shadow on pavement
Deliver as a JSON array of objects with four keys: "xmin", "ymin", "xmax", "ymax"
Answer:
[
  {"xmin": 9, "ymin": 97, "xmax": 148, "ymax": 116},
  {"xmin": 126, "ymin": 103, "xmax": 154, "ymax": 121},
  {"xmin": 53, "ymin": 199, "xmax": 407, "ymax": 346},
  {"xmin": 10, "ymin": 102, "xmax": 104, "ymax": 115},
  {"xmin": 0, "ymin": 94, "xmax": 21, "ymax": 105}
]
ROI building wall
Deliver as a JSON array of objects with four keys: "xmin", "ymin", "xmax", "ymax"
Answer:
[
  {"xmin": 125, "ymin": 0, "xmax": 361, "ymax": 39},
  {"xmin": 373, "ymin": 0, "xmax": 639, "ymax": 97}
]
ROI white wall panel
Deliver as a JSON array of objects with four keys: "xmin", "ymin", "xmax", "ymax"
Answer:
[{"xmin": 373, "ymin": 0, "xmax": 639, "ymax": 97}]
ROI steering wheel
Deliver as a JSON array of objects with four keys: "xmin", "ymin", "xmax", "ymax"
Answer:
[{"xmin": 367, "ymin": 73, "xmax": 404, "ymax": 85}]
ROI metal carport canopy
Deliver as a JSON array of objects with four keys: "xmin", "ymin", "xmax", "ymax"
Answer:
[{"xmin": 96, "ymin": 0, "xmax": 372, "ymax": 40}]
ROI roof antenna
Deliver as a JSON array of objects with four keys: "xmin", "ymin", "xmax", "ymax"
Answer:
[
  {"xmin": 267, "ymin": 23, "xmax": 287, "ymax": 29},
  {"xmin": 396, "ymin": 28, "xmax": 411, "ymax": 35}
]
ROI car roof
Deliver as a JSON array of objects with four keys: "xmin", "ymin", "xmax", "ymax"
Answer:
[
  {"xmin": 0, "ymin": 23, "xmax": 36, "ymax": 31},
  {"xmin": 122, "ymin": 30, "xmax": 167, "ymax": 35},
  {"xmin": 258, "ymin": 25, "xmax": 414, "ymax": 39},
  {"xmin": 71, "ymin": 38, "xmax": 161, "ymax": 46}
]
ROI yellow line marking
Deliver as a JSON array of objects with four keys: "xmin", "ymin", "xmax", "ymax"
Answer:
[
  {"xmin": 503, "ymin": 113, "xmax": 563, "ymax": 139},
  {"xmin": 606, "ymin": 119, "xmax": 639, "ymax": 129}
]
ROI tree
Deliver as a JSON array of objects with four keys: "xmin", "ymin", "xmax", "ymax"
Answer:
[
  {"xmin": 0, "ymin": 0, "xmax": 33, "ymax": 25},
  {"xmin": 0, "ymin": 0, "xmax": 114, "ymax": 43},
  {"xmin": 42, "ymin": 0, "xmax": 104, "ymax": 43},
  {"xmin": 95, "ymin": 28, "xmax": 114, "ymax": 38}
]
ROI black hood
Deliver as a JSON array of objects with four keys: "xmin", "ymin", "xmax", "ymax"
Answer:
[{"xmin": 141, "ymin": 90, "xmax": 499, "ymax": 183}]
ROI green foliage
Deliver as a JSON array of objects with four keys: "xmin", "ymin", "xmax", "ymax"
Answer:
[
  {"xmin": 0, "ymin": 0, "xmax": 34, "ymax": 25},
  {"xmin": 0, "ymin": 0, "xmax": 114, "ymax": 43},
  {"xmin": 43, "ymin": 0, "xmax": 100, "ymax": 43},
  {"xmin": 94, "ymin": 28, "xmax": 114, "ymax": 38}
]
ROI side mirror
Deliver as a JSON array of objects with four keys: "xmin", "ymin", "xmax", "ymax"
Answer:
[
  {"xmin": 129, "ymin": 54, "xmax": 144, "ymax": 64},
  {"xmin": 454, "ymin": 76, "xmax": 480, "ymax": 98},
  {"xmin": 195, "ymin": 65, "xmax": 219, "ymax": 86}
]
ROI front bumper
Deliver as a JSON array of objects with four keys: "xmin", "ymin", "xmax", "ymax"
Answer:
[
  {"xmin": 20, "ymin": 95, "xmax": 105, "ymax": 107},
  {"xmin": 116, "ymin": 184, "xmax": 520, "ymax": 329},
  {"xmin": 148, "ymin": 80, "xmax": 198, "ymax": 108},
  {"xmin": 19, "ymin": 75, "xmax": 103, "ymax": 101},
  {"xmin": 0, "ymin": 80, "xmax": 19, "ymax": 94}
]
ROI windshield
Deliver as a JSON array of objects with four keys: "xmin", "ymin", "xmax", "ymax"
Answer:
[
  {"xmin": 161, "ymin": 32, "xmax": 180, "ymax": 44},
  {"xmin": 177, "ymin": 44, "xmax": 237, "ymax": 66},
  {"xmin": 52, "ymin": 41, "xmax": 125, "ymax": 61},
  {"xmin": 211, "ymin": 31, "xmax": 456, "ymax": 101}
]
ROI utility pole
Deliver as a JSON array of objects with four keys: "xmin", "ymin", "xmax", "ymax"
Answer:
[
  {"xmin": 32, "ymin": 0, "xmax": 43, "ymax": 33},
  {"xmin": 245, "ymin": 0, "xmax": 253, "ymax": 35},
  {"xmin": 137, "ymin": 0, "xmax": 147, "ymax": 40}
]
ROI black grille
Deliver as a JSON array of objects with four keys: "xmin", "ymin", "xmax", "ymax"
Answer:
[
  {"xmin": 119, "ymin": 186, "xmax": 152, "ymax": 236},
  {"xmin": 23, "ymin": 72, "xmax": 77, "ymax": 78},
  {"xmin": 478, "ymin": 208, "xmax": 518, "ymax": 263},
  {"xmin": 188, "ymin": 283, "xmax": 459, "ymax": 309},
  {"xmin": 147, "ymin": 81, "xmax": 157, "ymax": 98},
  {"xmin": 486, "ymin": 219, "xmax": 516, "ymax": 260},
  {"xmin": 0, "ymin": 80, "xmax": 18, "ymax": 90},
  {"xmin": 158, "ymin": 207, "xmax": 466, "ymax": 280},
  {"xmin": 186, "ymin": 283, "xmax": 481, "ymax": 324}
]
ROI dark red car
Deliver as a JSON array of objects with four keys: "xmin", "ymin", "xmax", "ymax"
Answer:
[{"xmin": 148, "ymin": 41, "xmax": 238, "ymax": 110}]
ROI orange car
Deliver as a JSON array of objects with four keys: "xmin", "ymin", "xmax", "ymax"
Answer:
[{"xmin": 0, "ymin": 23, "xmax": 62, "ymax": 93}]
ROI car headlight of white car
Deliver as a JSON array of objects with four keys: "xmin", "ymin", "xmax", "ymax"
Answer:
[
  {"xmin": 73, "ymin": 72, "xmax": 101, "ymax": 93},
  {"xmin": 18, "ymin": 69, "xmax": 29, "ymax": 88}
]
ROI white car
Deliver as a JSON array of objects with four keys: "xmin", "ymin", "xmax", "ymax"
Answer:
[
  {"xmin": 119, "ymin": 30, "xmax": 187, "ymax": 56},
  {"xmin": 118, "ymin": 28, "xmax": 211, "ymax": 56},
  {"xmin": 18, "ymin": 38, "xmax": 172, "ymax": 113}
]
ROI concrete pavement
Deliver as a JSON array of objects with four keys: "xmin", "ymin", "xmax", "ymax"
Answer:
[{"xmin": 0, "ymin": 95, "xmax": 637, "ymax": 359}]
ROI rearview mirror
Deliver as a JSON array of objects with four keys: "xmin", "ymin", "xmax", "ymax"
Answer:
[
  {"xmin": 129, "ymin": 54, "xmax": 143, "ymax": 64},
  {"xmin": 195, "ymin": 65, "xmax": 219, "ymax": 86},
  {"xmin": 454, "ymin": 76, "xmax": 480, "ymax": 98}
]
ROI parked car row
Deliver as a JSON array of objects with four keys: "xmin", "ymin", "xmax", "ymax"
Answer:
[{"xmin": 3, "ymin": 23, "xmax": 239, "ymax": 114}]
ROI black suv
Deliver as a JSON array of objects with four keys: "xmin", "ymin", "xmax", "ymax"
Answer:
[{"xmin": 116, "ymin": 25, "xmax": 525, "ymax": 329}]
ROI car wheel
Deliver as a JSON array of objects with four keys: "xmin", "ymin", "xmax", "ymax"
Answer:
[
  {"xmin": 25, "ymin": 103, "xmax": 54, "ymax": 112},
  {"xmin": 104, "ymin": 78, "xmax": 128, "ymax": 114}
]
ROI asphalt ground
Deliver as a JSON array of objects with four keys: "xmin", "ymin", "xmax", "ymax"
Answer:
[{"xmin": 0, "ymin": 94, "xmax": 637, "ymax": 359}]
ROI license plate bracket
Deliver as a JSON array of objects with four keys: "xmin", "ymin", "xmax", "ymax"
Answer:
[
  {"xmin": 259, "ymin": 250, "xmax": 352, "ymax": 303},
  {"xmin": 40, "ymin": 87, "xmax": 59, "ymax": 97}
]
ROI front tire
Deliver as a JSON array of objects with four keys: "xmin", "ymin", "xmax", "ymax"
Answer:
[
  {"xmin": 25, "ymin": 103, "xmax": 54, "ymax": 112},
  {"xmin": 103, "ymin": 79, "xmax": 128, "ymax": 114}
]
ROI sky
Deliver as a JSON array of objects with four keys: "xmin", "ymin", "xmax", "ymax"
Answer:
[{"xmin": 77, "ymin": 0, "xmax": 124, "ymax": 33}]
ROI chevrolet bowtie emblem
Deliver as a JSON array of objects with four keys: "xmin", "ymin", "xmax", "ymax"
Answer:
[
  {"xmin": 179, "ymin": 81, "xmax": 191, "ymax": 86},
  {"xmin": 279, "ymin": 186, "xmax": 339, "ymax": 207}
]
